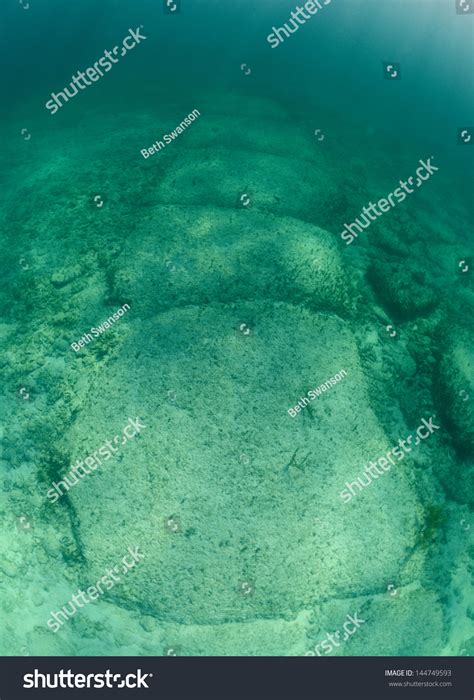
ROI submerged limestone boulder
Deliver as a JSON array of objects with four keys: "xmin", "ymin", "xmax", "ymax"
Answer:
[
  {"xmin": 154, "ymin": 149, "xmax": 327, "ymax": 223},
  {"xmin": 111, "ymin": 206, "xmax": 350, "ymax": 318},
  {"xmin": 438, "ymin": 333, "xmax": 474, "ymax": 451},
  {"xmin": 434, "ymin": 327, "xmax": 474, "ymax": 504},
  {"xmin": 367, "ymin": 260, "xmax": 439, "ymax": 320},
  {"xmin": 64, "ymin": 302, "xmax": 423, "ymax": 629}
]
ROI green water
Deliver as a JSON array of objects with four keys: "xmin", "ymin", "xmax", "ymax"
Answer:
[{"xmin": 0, "ymin": 0, "xmax": 473, "ymax": 657}]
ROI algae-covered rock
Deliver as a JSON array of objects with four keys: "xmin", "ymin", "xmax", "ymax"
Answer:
[
  {"xmin": 111, "ymin": 206, "xmax": 350, "ymax": 317},
  {"xmin": 437, "ymin": 329, "xmax": 474, "ymax": 453},
  {"xmin": 337, "ymin": 589, "xmax": 445, "ymax": 656},
  {"xmin": 367, "ymin": 260, "xmax": 439, "ymax": 320},
  {"xmin": 435, "ymin": 329, "xmax": 474, "ymax": 502},
  {"xmin": 155, "ymin": 149, "xmax": 328, "ymax": 223},
  {"xmin": 64, "ymin": 303, "xmax": 423, "ymax": 626}
]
